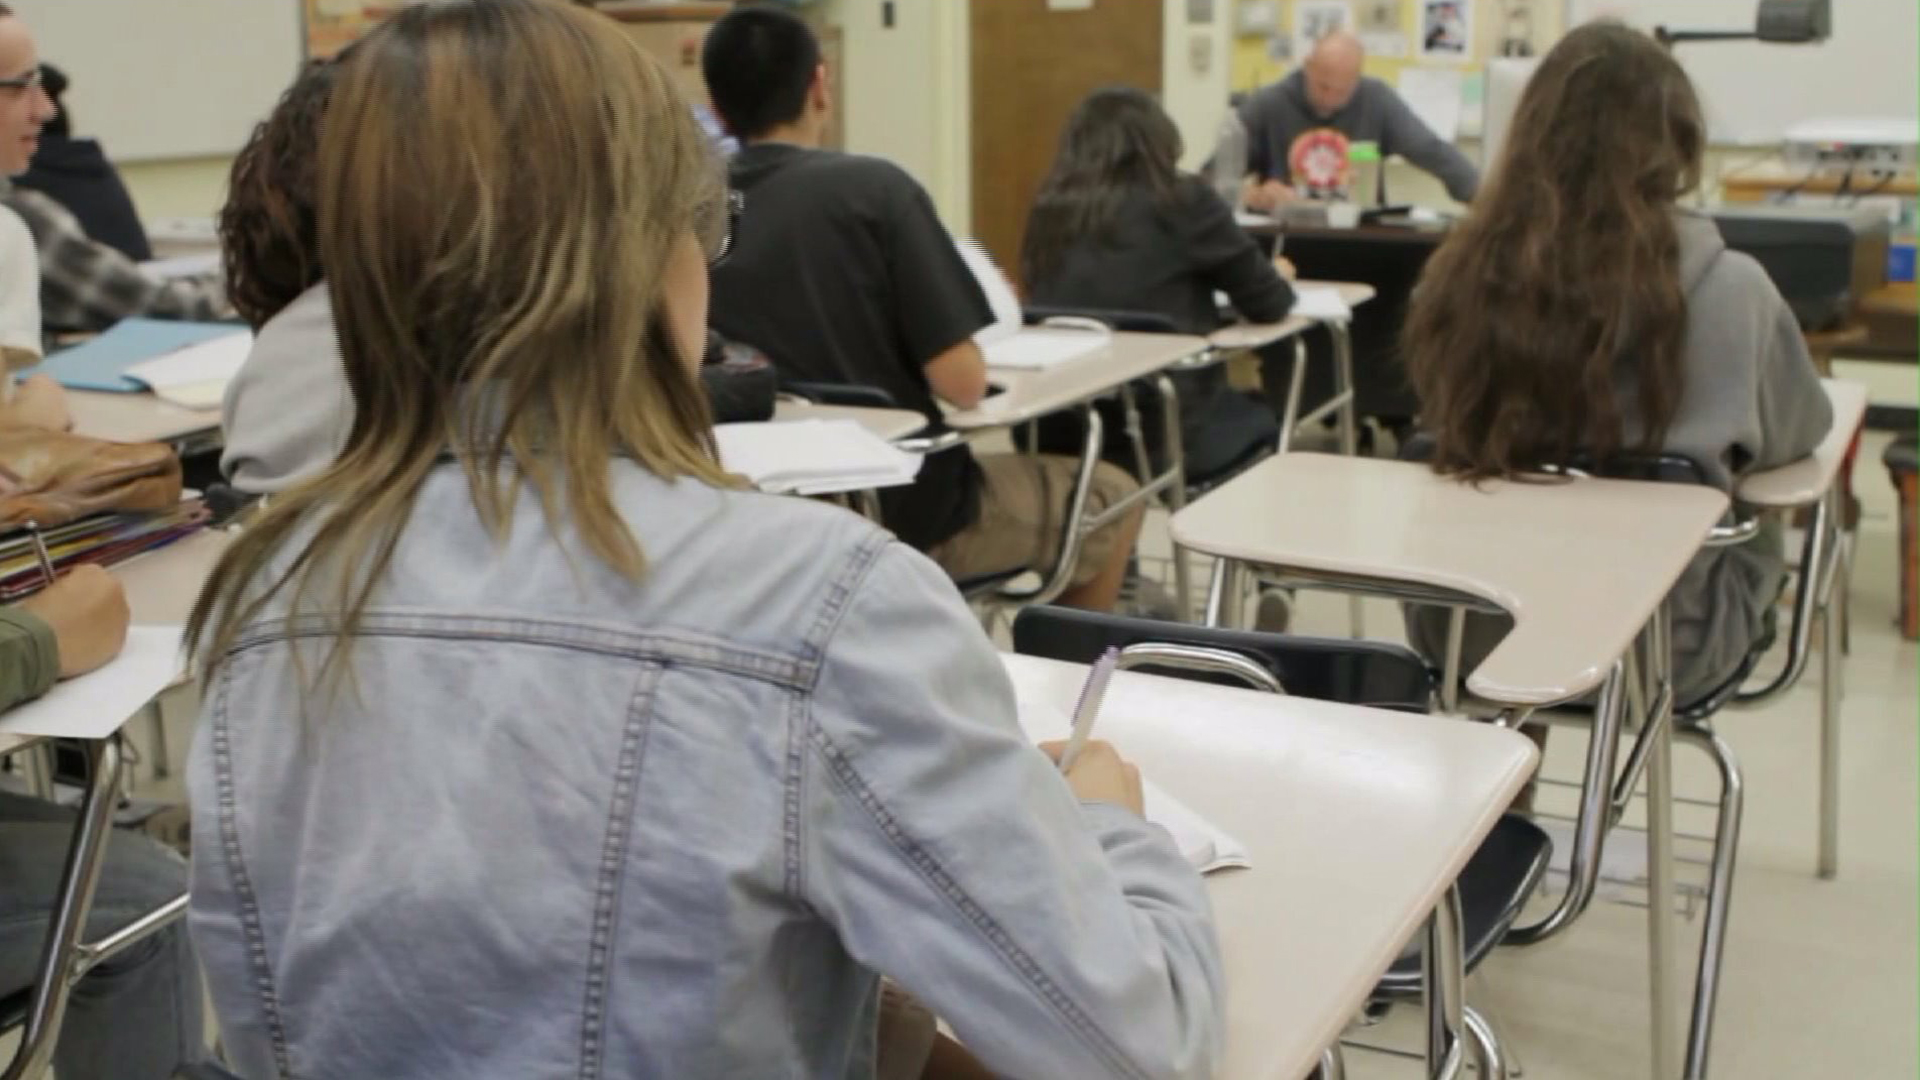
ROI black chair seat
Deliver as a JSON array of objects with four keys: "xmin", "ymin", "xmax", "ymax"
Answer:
[
  {"xmin": 1011, "ymin": 606, "xmax": 1432, "ymax": 710},
  {"xmin": 782, "ymin": 381, "xmax": 899, "ymax": 410},
  {"xmin": 1376, "ymin": 814, "xmax": 1553, "ymax": 996}
]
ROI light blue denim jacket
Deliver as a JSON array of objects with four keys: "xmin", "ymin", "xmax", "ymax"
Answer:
[{"xmin": 187, "ymin": 463, "xmax": 1224, "ymax": 1079}]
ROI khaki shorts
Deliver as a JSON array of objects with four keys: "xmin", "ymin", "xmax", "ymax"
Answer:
[{"xmin": 928, "ymin": 453, "xmax": 1137, "ymax": 589}]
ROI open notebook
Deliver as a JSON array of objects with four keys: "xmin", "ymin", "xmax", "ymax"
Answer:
[
  {"xmin": 123, "ymin": 332, "xmax": 254, "ymax": 409},
  {"xmin": 714, "ymin": 419, "xmax": 923, "ymax": 497},
  {"xmin": 1017, "ymin": 698, "xmax": 1251, "ymax": 874},
  {"xmin": 955, "ymin": 238, "xmax": 1111, "ymax": 371}
]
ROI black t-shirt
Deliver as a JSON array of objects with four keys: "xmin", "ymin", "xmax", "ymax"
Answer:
[{"xmin": 711, "ymin": 144, "xmax": 993, "ymax": 552}]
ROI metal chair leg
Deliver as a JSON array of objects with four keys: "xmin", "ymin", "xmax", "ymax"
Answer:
[
  {"xmin": 1312, "ymin": 1043, "xmax": 1348, "ymax": 1080},
  {"xmin": 144, "ymin": 699, "xmax": 171, "ymax": 781},
  {"xmin": 1818, "ymin": 598, "xmax": 1840, "ymax": 881},
  {"xmin": 1674, "ymin": 723, "xmax": 1744, "ymax": 1080},
  {"xmin": 1463, "ymin": 1006, "xmax": 1510, "ymax": 1080}
]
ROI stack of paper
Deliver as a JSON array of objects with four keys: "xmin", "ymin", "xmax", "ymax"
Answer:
[
  {"xmin": 124, "ymin": 332, "xmax": 254, "ymax": 409},
  {"xmin": 714, "ymin": 419, "xmax": 924, "ymax": 497},
  {"xmin": 1017, "ymin": 698, "xmax": 1251, "ymax": 874},
  {"xmin": 35, "ymin": 319, "xmax": 242, "ymax": 394},
  {"xmin": 983, "ymin": 329, "xmax": 1110, "ymax": 371},
  {"xmin": 0, "ymin": 501, "xmax": 210, "ymax": 601},
  {"xmin": 1290, "ymin": 286, "xmax": 1353, "ymax": 321}
]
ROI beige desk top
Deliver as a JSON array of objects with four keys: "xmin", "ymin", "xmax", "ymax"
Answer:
[
  {"xmin": 118, "ymin": 529, "xmax": 231, "ymax": 627},
  {"xmin": 1205, "ymin": 280, "xmax": 1379, "ymax": 352},
  {"xmin": 1170, "ymin": 454, "xmax": 1728, "ymax": 707},
  {"xmin": 67, "ymin": 390, "xmax": 221, "ymax": 446},
  {"xmin": 770, "ymin": 400, "xmax": 926, "ymax": 442},
  {"xmin": 949, "ymin": 330, "xmax": 1208, "ymax": 430},
  {"xmin": 1002, "ymin": 653, "xmax": 1537, "ymax": 1080},
  {"xmin": 1736, "ymin": 380, "xmax": 1868, "ymax": 508}
]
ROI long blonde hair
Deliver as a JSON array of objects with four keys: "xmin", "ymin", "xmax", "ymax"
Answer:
[{"xmin": 188, "ymin": 0, "xmax": 734, "ymax": 685}]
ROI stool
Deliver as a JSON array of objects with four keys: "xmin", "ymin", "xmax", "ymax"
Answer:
[{"xmin": 1885, "ymin": 435, "xmax": 1918, "ymax": 641}]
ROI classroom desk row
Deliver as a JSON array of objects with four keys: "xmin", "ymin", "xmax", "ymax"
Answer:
[{"xmin": 48, "ymin": 523, "xmax": 1536, "ymax": 1080}]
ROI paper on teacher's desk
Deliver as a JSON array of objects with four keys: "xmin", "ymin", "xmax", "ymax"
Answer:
[
  {"xmin": 124, "ymin": 331, "xmax": 254, "ymax": 410},
  {"xmin": 1290, "ymin": 286, "xmax": 1353, "ymax": 321},
  {"xmin": 1017, "ymin": 698, "xmax": 1251, "ymax": 874},
  {"xmin": 0, "ymin": 626, "xmax": 184, "ymax": 741}
]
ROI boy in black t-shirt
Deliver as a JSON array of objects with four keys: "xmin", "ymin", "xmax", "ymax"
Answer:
[{"xmin": 702, "ymin": 6, "xmax": 1140, "ymax": 611}]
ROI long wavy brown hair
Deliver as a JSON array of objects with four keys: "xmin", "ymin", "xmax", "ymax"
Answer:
[
  {"xmin": 1403, "ymin": 20, "xmax": 1705, "ymax": 480},
  {"xmin": 218, "ymin": 58, "xmax": 340, "ymax": 330},
  {"xmin": 188, "ymin": 0, "xmax": 733, "ymax": 691}
]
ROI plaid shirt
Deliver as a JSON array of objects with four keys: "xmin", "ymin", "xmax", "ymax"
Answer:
[{"xmin": 1, "ymin": 187, "xmax": 230, "ymax": 335}]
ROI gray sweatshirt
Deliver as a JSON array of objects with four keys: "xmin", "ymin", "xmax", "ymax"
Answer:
[
  {"xmin": 1410, "ymin": 210, "xmax": 1834, "ymax": 705},
  {"xmin": 1238, "ymin": 70, "xmax": 1480, "ymax": 204},
  {"xmin": 219, "ymin": 284, "xmax": 349, "ymax": 495}
]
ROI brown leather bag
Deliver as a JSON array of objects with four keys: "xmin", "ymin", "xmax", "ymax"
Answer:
[{"xmin": 0, "ymin": 427, "xmax": 183, "ymax": 529}]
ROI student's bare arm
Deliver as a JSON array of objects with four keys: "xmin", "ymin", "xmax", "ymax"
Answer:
[{"xmin": 925, "ymin": 339, "xmax": 989, "ymax": 411}]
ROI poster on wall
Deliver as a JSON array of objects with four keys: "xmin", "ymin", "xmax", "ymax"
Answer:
[
  {"xmin": 303, "ymin": 0, "xmax": 395, "ymax": 60},
  {"xmin": 1292, "ymin": 0, "xmax": 1351, "ymax": 62},
  {"xmin": 1419, "ymin": 0, "xmax": 1473, "ymax": 61},
  {"xmin": 1357, "ymin": 0, "xmax": 1409, "ymax": 58}
]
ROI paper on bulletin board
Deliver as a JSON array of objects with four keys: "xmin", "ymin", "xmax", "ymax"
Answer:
[
  {"xmin": 1356, "ymin": 0, "xmax": 1408, "ymax": 58},
  {"xmin": 1396, "ymin": 66, "xmax": 1464, "ymax": 142},
  {"xmin": 303, "ymin": 0, "xmax": 393, "ymax": 59},
  {"xmin": 1419, "ymin": 0, "xmax": 1473, "ymax": 62},
  {"xmin": 1293, "ymin": 0, "xmax": 1352, "ymax": 61}
]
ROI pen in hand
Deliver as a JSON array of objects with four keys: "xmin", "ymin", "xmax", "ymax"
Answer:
[{"xmin": 1057, "ymin": 647, "xmax": 1119, "ymax": 774}]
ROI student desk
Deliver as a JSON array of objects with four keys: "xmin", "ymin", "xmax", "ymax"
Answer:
[
  {"xmin": 66, "ymin": 391, "xmax": 221, "ymax": 456},
  {"xmin": 1204, "ymin": 280, "xmax": 1377, "ymax": 458},
  {"xmin": 118, "ymin": 528, "xmax": 231, "ymax": 626},
  {"xmin": 1002, "ymin": 652, "xmax": 1538, "ymax": 1079},
  {"xmin": 1238, "ymin": 216, "xmax": 1446, "ymax": 427},
  {"xmin": 946, "ymin": 331, "xmax": 1210, "ymax": 608},
  {"xmin": 1731, "ymin": 379, "xmax": 1869, "ymax": 884},
  {"xmin": 1169, "ymin": 453, "xmax": 1729, "ymax": 1079}
]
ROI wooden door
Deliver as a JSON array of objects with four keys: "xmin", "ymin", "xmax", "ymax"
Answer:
[{"xmin": 970, "ymin": 0, "xmax": 1162, "ymax": 288}]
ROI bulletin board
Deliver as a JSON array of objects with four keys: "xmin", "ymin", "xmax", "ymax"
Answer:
[
  {"xmin": 1229, "ymin": 0, "xmax": 1553, "ymax": 134},
  {"xmin": 304, "ymin": 0, "xmax": 399, "ymax": 60}
]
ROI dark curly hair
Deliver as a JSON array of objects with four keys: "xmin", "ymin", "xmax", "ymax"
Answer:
[{"xmin": 219, "ymin": 57, "xmax": 341, "ymax": 330}]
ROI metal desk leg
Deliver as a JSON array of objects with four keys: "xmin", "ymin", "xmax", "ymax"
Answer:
[
  {"xmin": 1203, "ymin": 558, "xmax": 1244, "ymax": 629},
  {"xmin": 1818, "ymin": 484, "xmax": 1843, "ymax": 881},
  {"xmin": 1423, "ymin": 885, "xmax": 1468, "ymax": 1080},
  {"xmin": 1, "ymin": 737, "xmax": 125, "ymax": 1080},
  {"xmin": 1274, "ymin": 337, "xmax": 1308, "ymax": 453},
  {"xmin": 1329, "ymin": 323, "xmax": 1364, "ymax": 636},
  {"xmin": 1507, "ymin": 659, "xmax": 1628, "ymax": 944},
  {"xmin": 1153, "ymin": 373, "xmax": 1194, "ymax": 620},
  {"xmin": 1643, "ymin": 612, "xmax": 1681, "ymax": 1080}
]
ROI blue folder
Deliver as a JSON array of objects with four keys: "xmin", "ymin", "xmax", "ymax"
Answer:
[{"xmin": 28, "ymin": 319, "xmax": 244, "ymax": 393}]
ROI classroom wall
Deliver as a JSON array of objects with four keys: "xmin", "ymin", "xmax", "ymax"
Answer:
[{"xmin": 118, "ymin": 157, "xmax": 236, "ymax": 225}]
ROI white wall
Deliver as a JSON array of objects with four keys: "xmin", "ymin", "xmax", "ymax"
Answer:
[{"xmin": 1161, "ymin": 0, "xmax": 1233, "ymax": 173}]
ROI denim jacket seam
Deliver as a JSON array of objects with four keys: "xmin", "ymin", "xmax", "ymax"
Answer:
[
  {"xmin": 230, "ymin": 615, "xmax": 810, "ymax": 689},
  {"xmin": 576, "ymin": 661, "xmax": 664, "ymax": 1079},
  {"xmin": 804, "ymin": 724, "xmax": 1152, "ymax": 1080},
  {"xmin": 786, "ymin": 532, "xmax": 890, "ymax": 907},
  {"xmin": 209, "ymin": 663, "xmax": 299, "ymax": 1079}
]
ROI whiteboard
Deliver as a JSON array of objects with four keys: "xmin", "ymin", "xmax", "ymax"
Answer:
[
  {"xmin": 1564, "ymin": 0, "xmax": 1918, "ymax": 146},
  {"xmin": 13, "ymin": 0, "xmax": 305, "ymax": 162}
]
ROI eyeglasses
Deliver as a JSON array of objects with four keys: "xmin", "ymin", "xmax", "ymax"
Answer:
[
  {"xmin": 707, "ymin": 190, "xmax": 744, "ymax": 269},
  {"xmin": 0, "ymin": 68, "xmax": 42, "ymax": 93}
]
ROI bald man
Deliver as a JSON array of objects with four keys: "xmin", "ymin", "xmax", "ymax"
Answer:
[{"xmin": 1237, "ymin": 32, "xmax": 1479, "ymax": 211}]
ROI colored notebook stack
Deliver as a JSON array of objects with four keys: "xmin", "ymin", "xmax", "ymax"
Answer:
[{"xmin": 0, "ymin": 500, "xmax": 210, "ymax": 601}]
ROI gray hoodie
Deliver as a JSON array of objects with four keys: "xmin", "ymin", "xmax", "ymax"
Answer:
[
  {"xmin": 1237, "ymin": 70, "xmax": 1480, "ymax": 204},
  {"xmin": 219, "ymin": 284, "xmax": 349, "ymax": 494},
  {"xmin": 1410, "ymin": 210, "xmax": 1834, "ymax": 705}
]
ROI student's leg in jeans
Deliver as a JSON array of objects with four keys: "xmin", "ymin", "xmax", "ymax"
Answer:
[
  {"xmin": 929, "ymin": 454, "xmax": 1140, "ymax": 612},
  {"xmin": 0, "ymin": 790, "xmax": 204, "ymax": 1080}
]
